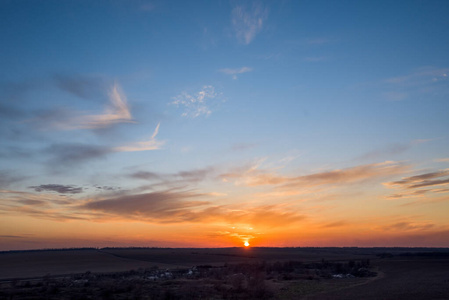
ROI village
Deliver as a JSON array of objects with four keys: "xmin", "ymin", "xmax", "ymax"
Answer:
[{"xmin": 1, "ymin": 259, "xmax": 376, "ymax": 299}]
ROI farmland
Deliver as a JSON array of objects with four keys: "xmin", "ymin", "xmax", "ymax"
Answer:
[{"xmin": 1, "ymin": 247, "xmax": 448, "ymax": 299}]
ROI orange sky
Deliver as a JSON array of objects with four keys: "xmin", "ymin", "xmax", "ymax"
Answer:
[{"xmin": 1, "ymin": 1, "xmax": 449, "ymax": 250}]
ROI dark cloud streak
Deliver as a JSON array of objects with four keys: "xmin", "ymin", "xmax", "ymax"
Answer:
[
  {"xmin": 82, "ymin": 190, "xmax": 210, "ymax": 223},
  {"xmin": 130, "ymin": 171, "xmax": 161, "ymax": 180},
  {"xmin": 53, "ymin": 74, "xmax": 107, "ymax": 101},
  {"xmin": 80, "ymin": 190, "xmax": 304, "ymax": 226},
  {"xmin": 46, "ymin": 143, "xmax": 111, "ymax": 167},
  {"xmin": 0, "ymin": 235, "xmax": 25, "ymax": 239},
  {"xmin": 382, "ymin": 221, "xmax": 435, "ymax": 231},
  {"xmin": 320, "ymin": 221, "xmax": 347, "ymax": 228},
  {"xmin": 389, "ymin": 170, "xmax": 449, "ymax": 186},
  {"xmin": 0, "ymin": 171, "xmax": 26, "ymax": 188},
  {"xmin": 385, "ymin": 169, "xmax": 449, "ymax": 200},
  {"xmin": 129, "ymin": 167, "xmax": 215, "ymax": 185},
  {"xmin": 408, "ymin": 178, "xmax": 449, "ymax": 189},
  {"xmin": 386, "ymin": 169, "xmax": 449, "ymax": 189},
  {"xmin": 18, "ymin": 199, "xmax": 47, "ymax": 206},
  {"xmin": 29, "ymin": 184, "xmax": 83, "ymax": 194}
]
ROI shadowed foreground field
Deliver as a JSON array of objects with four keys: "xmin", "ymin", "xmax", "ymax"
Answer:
[
  {"xmin": 303, "ymin": 257, "xmax": 449, "ymax": 300},
  {"xmin": 1, "ymin": 247, "xmax": 448, "ymax": 299}
]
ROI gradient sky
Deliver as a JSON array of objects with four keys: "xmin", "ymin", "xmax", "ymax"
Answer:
[{"xmin": 1, "ymin": 0, "xmax": 449, "ymax": 250}]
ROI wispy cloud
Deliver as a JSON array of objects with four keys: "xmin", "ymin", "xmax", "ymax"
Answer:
[
  {"xmin": 384, "ymin": 169, "xmax": 449, "ymax": 189},
  {"xmin": 381, "ymin": 221, "xmax": 436, "ymax": 232},
  {"xmin": 75, "ymin": 82, "xmax": 133, "ymax": 129},
  {"xmin": 384, "ymin": 169, "xmax": 449, "ymax": 202},
  {"xmin": 399, "ymin": 195, "xmax": 449, "ymax": 207},
  {"xmin": 0, "ymin": 235, "xmax": 26, "ymax": 239},
  {"xmin": 356, "ymin": 140, "xmax": 425, "ymax": 161},
  {"xmin": 0, "ymin": 189, "xmax": 88, "ymax": 221},
  {"xmin": 42, "ymin": 123, "xmax": 164, "ymax": 169},
  {"xmin": 221, "ymin": 161, "xmax": 408, "ymax": 188},
  {"xmin": 171, "ymin": 85, "xmax": 221, "ymax": 118},
  {"xmin": 210, "ymin": 231, "xmax": 255, "ymax": 244},
  {"xmin": 18, "ymin": 199, "xmax": 48, "ymax": 206},
  {"xmin": 114, "ymin": 123, "xmax": 165, "ymax": 152},
  {"xmin": 387, "ymin": 188, "xmax": 449, "ymax": 201},
  {"xmin": 81, "ymin": 191, "xmax": 304, "ymax": 226},
  {"xmin": 319, "ymin": 220, "xmax": 348, "ymax": 228},
  {"xmin": 45, "ymin": 82, "xmax": 134, "ymax": 130},
  {"xmin": 81, "ymin": 190, "xmax": 210, "ymax": 223},
  {"xmin": 386, "ymin": 189, "xmax": 431, "ymax": 199},
  {"xmin": 385, "ymin": 67, "xmax": 448, "ymax": 85},
  {"xmin": 219, "ymin": 67, "xmax": 253, "ymax": 79},
  {"xmin": 382, "ymin": 67, "xmax": 449, "ymax": 101},
  {"xmin": 231, "ymin": 2, "xmax": 268, "ymax": 44},
  {"xmin": 1, "ymin": 184, "xmax": 304, "ymax": 227},
  {"xmin": 129, "ymin": 167, "xmax": 216, "ymax": 191}
]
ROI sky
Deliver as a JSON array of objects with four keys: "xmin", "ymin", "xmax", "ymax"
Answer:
[{"xmin": 1, "ymin": 0, "xmax": 449, "ymax": 250}]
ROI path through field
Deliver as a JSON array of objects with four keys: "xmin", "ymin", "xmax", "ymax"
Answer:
[{"xmin": 304, "ymin": 258, "xmax": 449, "ymax": 300}]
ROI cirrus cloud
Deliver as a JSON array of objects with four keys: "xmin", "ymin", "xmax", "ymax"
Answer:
[
  {"xmin": 219, "ymin": 67, "xmax": 253, "ymax": 80},
  {"xmin": 221, "ymin": 161, "xmax": 409, "ymax": 189},
  {"xmin": 231, "ymin": 2, "xmax": 268, "ymax": 44},
  {"xmin": 114, "ymin": 123, "xmax": 165, "ymax": 152},
  {"xmin": 37, "ymin": 82, "xmax": 134, "ymax": 130}
]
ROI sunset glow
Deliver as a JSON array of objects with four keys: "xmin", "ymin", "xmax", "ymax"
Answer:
[{"xmin": 1, "ymin": 1, "xmax": 449, "ymax": 251}]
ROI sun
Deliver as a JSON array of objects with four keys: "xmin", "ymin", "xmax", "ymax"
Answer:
[{"xmin": 244, "ymin": 241, "xmax": 250, "ymax": 247}]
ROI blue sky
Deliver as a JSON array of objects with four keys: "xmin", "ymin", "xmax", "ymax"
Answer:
[{"xmin": 1, "ymin": 0, "xmax": 449, "ymax": 250}]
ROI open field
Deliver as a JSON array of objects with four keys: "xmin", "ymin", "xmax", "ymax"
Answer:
[
  {"xmin": 1, "ymin": 247, "xmax": 448, "ymax": 299},
  {"xmin": 0, "ymin": 247, "xmax": 378, "ymax": 280},
  {"xmin": 303, "ymin": 256, "xmax": 449, "ymax": 300}
]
